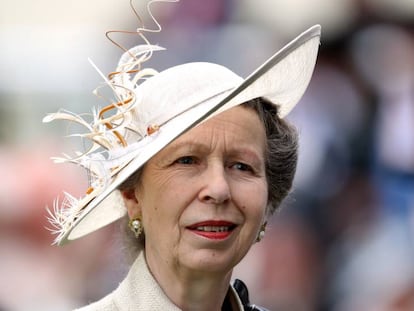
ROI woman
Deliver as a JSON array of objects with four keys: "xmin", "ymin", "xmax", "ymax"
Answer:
[
  {"xmin": 44, "ymin": 4, "xmax": 321, "ymax": 309},
  {"xmin": 115, "ymin": 98, "xmax": 297, "ymax": 311}
]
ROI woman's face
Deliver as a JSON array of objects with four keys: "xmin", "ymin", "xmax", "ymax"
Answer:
[{"xmin": 125, "ymin": 105, "xmax": 268, "ymax": 275}]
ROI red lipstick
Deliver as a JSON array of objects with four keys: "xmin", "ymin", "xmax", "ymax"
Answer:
[{"xmin": 187, "ymin": 220, "xmax": 237, "ymax": 240}]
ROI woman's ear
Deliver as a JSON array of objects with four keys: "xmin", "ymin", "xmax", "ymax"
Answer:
[{"xmin": 121, "ymin": 188, "xmax": 141, "ymax": 219}]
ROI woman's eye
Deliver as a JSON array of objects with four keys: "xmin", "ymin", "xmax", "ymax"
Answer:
[
  {"xmin": 175, "ymin": 156, "xmax": 196, "ymax": 165},
  {"xmin": 232, "ymin": 162, "xmax": 253, "ymax": 172}
]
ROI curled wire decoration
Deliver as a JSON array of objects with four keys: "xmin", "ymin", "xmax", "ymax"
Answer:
[{"xmin": 44, "ymin": 0, "xmax": 178, "ymax": 244}]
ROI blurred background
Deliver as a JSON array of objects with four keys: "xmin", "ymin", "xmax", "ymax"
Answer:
[{"xmin": 1, "ymin": 0, "xmax": 414, "ymax": 310}]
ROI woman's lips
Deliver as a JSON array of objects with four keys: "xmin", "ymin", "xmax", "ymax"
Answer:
[{"xmin": 187, "ymin": 220, "xmax": 237, "ymax": 240}]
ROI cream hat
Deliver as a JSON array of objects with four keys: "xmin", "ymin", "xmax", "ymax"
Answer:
[{"xmin": 44, "ymin": 24, "xmax": 321, "ymax": 245}]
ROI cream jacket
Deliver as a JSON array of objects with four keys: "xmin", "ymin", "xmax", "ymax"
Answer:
[{"xmin": 75, "ymin": 252, "xmax": 244, "ymax": 311}]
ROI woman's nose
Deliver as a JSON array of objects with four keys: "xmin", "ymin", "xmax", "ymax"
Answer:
[{"xmin": 198, "ymin": 165, "xmax": 231, "ymax": 204}]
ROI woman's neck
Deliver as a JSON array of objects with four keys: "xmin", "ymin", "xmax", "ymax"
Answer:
[{"xmin": 145, "ymin": 252, "xmax": 233, "ymax": 311}]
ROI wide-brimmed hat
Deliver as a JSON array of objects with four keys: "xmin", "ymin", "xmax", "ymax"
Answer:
[{"xmin": 45, "ymin": 24, "xmax": 321, "ymax": 246}]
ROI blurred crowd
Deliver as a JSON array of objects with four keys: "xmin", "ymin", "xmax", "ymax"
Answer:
[{"xmin": 1, "ymin": 0, "xmax": 413, "ymax": 310}]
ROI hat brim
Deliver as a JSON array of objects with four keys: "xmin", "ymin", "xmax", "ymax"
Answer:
[{"xmin": 59, "ymin": 24, "xmax": 321, "ymax": 245}]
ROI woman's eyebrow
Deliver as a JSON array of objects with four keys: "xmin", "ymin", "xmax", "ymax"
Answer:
[
  {"xmin": 165, "ymin": 140, "xmax": 211, "ymax": 154},
  {"xmin": 168, "ymin": 140, "xmax": 264, "ymax": 162}
]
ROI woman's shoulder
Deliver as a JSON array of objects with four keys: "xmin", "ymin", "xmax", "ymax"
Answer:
[
  {"xmin": 73, "ymin": 292, "xmax": 117, "ymax": 311},
  {"xmin": 72, "ymin": 251, "xmax": 181, "ymax": 311}
]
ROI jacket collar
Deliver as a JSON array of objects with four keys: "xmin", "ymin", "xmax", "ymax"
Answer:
[{"xmin": 112, "ymin": 251, "xmax": 244, "ymax": 310}]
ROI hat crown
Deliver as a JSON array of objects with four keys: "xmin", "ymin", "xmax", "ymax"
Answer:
[{"xmin": 124, "ymin": 62, "xmax": 243, "ymax": 141}]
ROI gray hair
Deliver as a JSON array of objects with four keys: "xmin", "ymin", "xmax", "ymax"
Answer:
[{"xmin": 245, "ymin": 97, "xmax": 298, "ymax": 215}]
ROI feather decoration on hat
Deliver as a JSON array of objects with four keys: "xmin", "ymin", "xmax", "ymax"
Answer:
[{"xmin": 44, "ymin": 0, "xmax": 178, "ymax": 244}]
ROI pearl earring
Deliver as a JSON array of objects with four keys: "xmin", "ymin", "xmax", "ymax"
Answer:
[
  {"xmin": 128, "ymin": 218, "xmax": 143, "ymax": 238},
  {"xmin": 256, "ymin": 222, "xmax": 267, "ymax": 242}
]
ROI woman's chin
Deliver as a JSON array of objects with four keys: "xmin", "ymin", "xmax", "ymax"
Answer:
[{"xmin": 178, "ymin": 248, "xmax": 242, "ymax": 275}]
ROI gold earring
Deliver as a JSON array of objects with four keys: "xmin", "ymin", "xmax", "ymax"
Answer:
[
  {"xmin": 256, "ymin": 222, "xmax": 267, "ymax": 242},
  {"xmin": 128, "ymin": 218, "xmax": 143, "ymax": 238}
]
